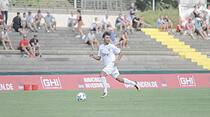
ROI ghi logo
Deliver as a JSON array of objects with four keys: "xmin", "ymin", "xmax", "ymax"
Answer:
[
  {"xmin": 40, "ymin": 76, "xmax": 62, "ymax": 89},
  {"xmin": 178, "ymin": 75, "xmax": 196, "ymax": 87}
]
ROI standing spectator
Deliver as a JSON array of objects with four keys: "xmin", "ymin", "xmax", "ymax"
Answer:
[
  {"xmin": 26, "ymin": 11, "xmax": 38, "ymax": 32},
  {"xmin": 30, "ymin": 34, "xmax": 41, "ymax": 57},
  {"xmin": 10, "ymin": 12, "xmax": 24, "ymax": 35},
  {"xmin": 101, "ymin": 14, "xmax": 112, "ymax": 31},
  {"xmin": 17, "ymin": 35, "xmax": 35, "ymax": 58},
  {"xmin": 75, "ymin": 9, "xmax": 85, "ymax": 39},
  {"xmin": 129, "ymin": 2, "xmax": 137, "ymax": 20},
  {"xmin": 44, "ymin": 11, "xmax": 56, "ymax": 32},
  {"xmin": 156, "ymin": 15, "xmax": 165, "ymax": 31},
  {"xmin": 115, "ymin": 13, "xmax": 125, "ymax": 31},
  {"xmin": 0, "ymin": 28, "xmax": 14, "ymax": 50},
  {"xmin": 194, "ymin": 18, "xmax": 208, "ymax": 39},
  {"xmin": 90, "ymin": 17, "xmax": 102, "ymax": 34},
  {"xmin": 184, "ymin": 18, "xmax": 196, "ymax": 39},
  {"xmin": 0, "ymin": 0, "xmax": 8, "ymax": 24},
  {"xmin": 86, "ymin": 29, "xmax": 99, "ymax": 50},
  {"xmin": 67, "ymin": 11, "xmax": 77, "ymax": 31},
  {"xmin": 34, "ymin": 10, "xmax": 44, "ymax": 30}
]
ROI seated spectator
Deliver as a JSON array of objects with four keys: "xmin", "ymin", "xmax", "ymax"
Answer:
[
  {"xmin": 101, "ymin": 14, "xmax": 112, "ymax": 31},
  {"xmin": 207, "ymin": 5, "xmax": 210, "ymax": 36},
  {"xmin": 176, "ymin": 23, "xmax": 184, "ymax": 34},
  {"xmin": 21, "ymin": 12, "xmax": 27, "ymax": 30},
  {"xmin": 85, "ymin": 29, "xmax": 99, "ymax": 50},
  {"xmin": 132, "ymin": 14, "xmax": 141, "ymax": 31},
  {"xmin": 193, "ymin": 5, "xmax": 200, "ymax": 18},
  {"xmin": 0, "ymin": 28, "xmax": 14, "ymax": 50},
  {"xmin": 123, "ymin": 15, "xmax": 132, "ymax": 31},
  {"xmin": 44, "ymin": 11, "xmax": 56, "ymax": 32},
  {"xmin": 30, "ymin": 34, "xmax": 41, "ymax": 57},
  {"xmin": 26, "ymin": 11, "xmax": 38, "ymax": 32},
  {"xmin": 10, "ymin": 12, "xmax": 24, "ymax": 35},
  {"xmin": 156, "ymin": 15, "xmax": 165, "ymax": 31},
  {"xmin": 67, "ymin": 11, "xmax": 77, "ymax": 31},
  {"xmin": 115, "ymin": 13, "xmax": 125, "ymax": 31},
  {"xmin": 184, "ymin": 19, "xmax": 196, "ymax": 39},
  {"xmin": 90, "ymin": 17, "xmax": 102, "ymax": 34},
  {"xmin": 139, "ymin": 16, "xmax": 145, "ymax": 28},
  {"xmin": 120, "ymin": 31, "xmax": 129, "ymax": 48},
  {"xmin": 34, "ymin": 10, "xmax": 44, "ymax": 30},
  {"xmin": 164, "ymin": 15, "xmax": 173, "ymax": 32},
  {"xmin": 194, "ymin": 18, "xmax": 208, "ymax": 39},
  {"xmin": 17, "ymin": 35, "xmax": 35, "ymax": 58},
  {"xmin": 109, "ymin": 27, "xmax": 115, "ymax": 43}
]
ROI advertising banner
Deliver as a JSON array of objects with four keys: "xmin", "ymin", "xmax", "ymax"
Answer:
[{"xmin": 0, "ymin": 73, "xmax": 210, "ymax": 91}]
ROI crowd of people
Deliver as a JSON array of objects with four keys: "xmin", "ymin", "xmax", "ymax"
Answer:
[
  {"xmin": 176, "ymin": 2, "xmax": 210, "ymax": 39},
  {"xmin": 0, "ymin": 1, "xmax": 210, "ymax": 58}
]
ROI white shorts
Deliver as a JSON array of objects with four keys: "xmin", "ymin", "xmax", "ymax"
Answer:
[{"xmin": 102, "ymin": 64, "xmax": 120, "ymax": 79}]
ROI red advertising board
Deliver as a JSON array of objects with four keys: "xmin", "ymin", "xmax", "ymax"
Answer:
[{"xmin": 0, "ymin": 74, "xmax": 210, "ymax": 91}]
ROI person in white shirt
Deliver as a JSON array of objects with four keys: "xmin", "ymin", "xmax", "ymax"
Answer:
[
  {"xmin": 86, "ymin": 29, "xmax": 99, "ymax": 50},
  {"xmin": 21, "ymin": 12, "xmax": 27, "ymax": 29},
  {"xmin": 0, "ymin": 28, "xmax": 14, "ymax": 50},
  {"xmin": 67, "ymin": 11, "xmax": 77, "ymax": 28},
  {"xmin": 90, "ymin": 17, "xmax": 102, "ymax": 33},
  {"xmin": 101, "ymin": 14, "xmax": 112, "ymax": 31},
  {"xmin": 26, "ymin": 11, "xmax": 38, "ymax": 32},
  {"xmin": 90, "ymin": 31, "xmax": 140, "ymax": 98},
  {"xmin": 0, "ymin": 0, "xmax": 8, "ymax": 24}
]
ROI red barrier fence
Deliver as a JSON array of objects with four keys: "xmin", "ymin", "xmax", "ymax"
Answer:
[{"xmin": 0, "ymin": 74, "xmax": 210, "ymax": 91}]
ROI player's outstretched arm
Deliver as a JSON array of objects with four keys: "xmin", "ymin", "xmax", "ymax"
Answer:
[{"xmin": 90, "ymin": 54, "xmax": 101, "ymax": 61}]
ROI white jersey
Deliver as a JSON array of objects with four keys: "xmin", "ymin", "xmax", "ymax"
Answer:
[{"xmin": 98, "ymin": 44, "xmax": 120, "ymax": 66}]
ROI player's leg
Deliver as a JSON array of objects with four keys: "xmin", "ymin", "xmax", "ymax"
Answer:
[
  {"xmin": 112, "ymin": 68, "xmax": 140, "ymax": 91},
  {"xmin": 100, "ymin": 71, "xmax": 108, "ymax": 98}
]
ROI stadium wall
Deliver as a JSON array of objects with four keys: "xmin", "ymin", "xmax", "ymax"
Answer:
[{"xmin": 0, "ymin": 72, "xmax": 210, "ymax": 91}]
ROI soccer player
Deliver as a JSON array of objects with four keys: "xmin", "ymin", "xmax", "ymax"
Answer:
[{"xmin": 90, "ymin": 31, "xmax": 140, "ymax": 98}]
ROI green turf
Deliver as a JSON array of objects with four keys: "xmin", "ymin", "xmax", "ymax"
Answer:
[{"xmin": 0, "ymin": 88, "xmax": 210, "ymax": 117}]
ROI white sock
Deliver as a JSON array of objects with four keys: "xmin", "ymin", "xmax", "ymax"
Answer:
[
  {"xmin": 123, "ymin": 78, "xmax": 136, "ymax": 86},
  {"xmin": 101, "ymin": 77, "xmax": 108, "ymax": 93}
]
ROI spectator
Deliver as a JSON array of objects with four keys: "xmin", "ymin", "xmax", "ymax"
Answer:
[
  {"xmin": 75, "ymin": 9, "xmax": 85, "ymax": 39},
  {"xmin": 123, "ymin": 15, "xmax": 132, "ymax": 31},
  {"xmin": 109, "ymin": 28, "xmax": 121, "ymax": 47},
  {"xmin": 132, "ymin": 14, "xmax": 141, "ymax": 31},
  {"xmin": 0, "ymin": 0, "xmax": 8, "ymax": 24},
  {"xmin": 67, "ymin": 11, "xmax": 77, "ymax": 31},
  {"xmin": 90, "ymin": 17, "xmax": 102, "ymax": 34},
  {"xmin": 17, "ymin": 35, "xmax": 35, "ymax": 58},
  {"xmin": 115, "ymin": 13, "xmax": 125, "ymax": 31},
  {"xmin": 0, "ymin": 12, "xmax": 5, "ymax": 27},
  {"xmin": 101, "ymin": 14, "xmax": 112, "ymax": 31},
  {"xmin": 10, "ymin": 12, "xmax": 24, "ymax": 35},
  {"xmin": 34, "ymin": 10, "xmax": 44, "ymax": 30},
  {"xmin": 44, "ymin": 11, "xmax": 56, "ymax": 32},
  {"xmin": 156, "ymin": 15, "xmax": 165, "ymax": 31},
  {"xmin": 0, "ymin": 28, "xmax": 14, "ymax": 50},
  {"xmin": 86, "ymin": 29, "xmax": 99, "ymax": 50},
  {"xmin": 21, "ymin": 12, "xmax": 27, "ymax": 30},
  {"xmin": 193, "ymin": 5, "xmax": 200, "ymax": 18},
  {"xmin": 129, "ymin": 2, "xmax": 137, "ymax": 20},
  {"xmin": 194, "ymin": 18, "xmax": 208, "ymax": 39},
  {"xmin": 120, "ymin": 31, "xmax": 129, "ymax": 48},
  {"xmin": 176, "ymin": 23, "xmax": 184, "ymax": 34},
  {"xmin": 184, "ymin": 18, "xmax": 196, "ymax": 39},
  {"xmin": 26, "ymin": 11, "xmax": 38, "ymax": 32},
  {"xmin": 164, "ymin": 15, "xmax": 173, "ymax": 32},
  {"xmin": 207, "ymin": 5, "xmax": 210, "ymax": 36},
  {"xmin": 30, "ymin": 34, "xmax": 41, "ymax": 57}
]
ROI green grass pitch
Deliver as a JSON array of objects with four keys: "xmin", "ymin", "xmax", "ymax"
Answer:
[{"xmin": 0, "ymin": 88, "xmax": 210, "ymax": 117}]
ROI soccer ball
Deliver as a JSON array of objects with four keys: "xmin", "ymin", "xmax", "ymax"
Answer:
[{"xmin": 77, "ymin": 92, "xmax": 86, "ymax": 102}]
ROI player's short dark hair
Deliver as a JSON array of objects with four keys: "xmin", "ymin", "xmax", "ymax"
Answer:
[
  {"xmin": 17, "ymin": 12, "xmax": 20, "ymax": 15},
  {"xmin": 102, "ymin": 31, "xmax": 111, "ymax": 38}
]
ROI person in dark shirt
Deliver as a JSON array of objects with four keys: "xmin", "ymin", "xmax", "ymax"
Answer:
[
  {"xmin": 132, "ymin": 14, "xmax": 141, "ymax": 31},
  {"xmin": 11, "ymin": 12, "xmax": 24, "ymax": 35},
  {"xmin": 129, "ymin": 2, "xmax": 137, "ymax": 20},
  {"xmin": 30, "ymin": 34, "xmax": 41, "ymax": 57}
]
